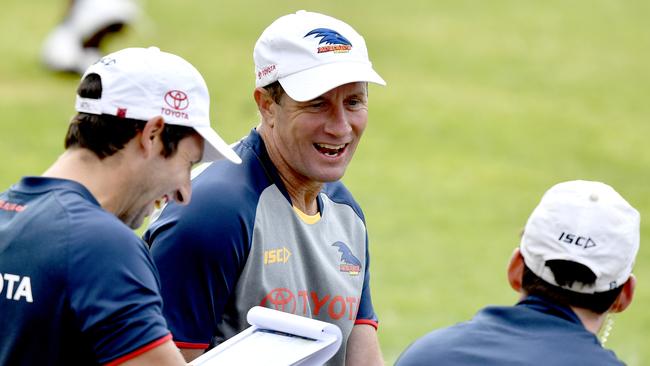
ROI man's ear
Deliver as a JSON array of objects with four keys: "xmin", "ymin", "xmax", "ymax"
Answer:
[
  {"xmin": 140, "ymin": 116, "xmax": 165, "ymax": 157},
  {"xmin": 507, "ymin": 248, "xmax": 525, "ymax": 293},
  {"xmin": 609, "ymin": 275, "xmax": 636, "ymax": 313},
  {"xmin": 253, "ymin": 87, "xmax": 276, "ymax": 128}
]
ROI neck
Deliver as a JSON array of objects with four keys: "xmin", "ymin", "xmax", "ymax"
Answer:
[
  {"xmin": 520, "ymin": 292, "xmax": 608, "ymax": 335},
  {"xmin": 571, "ymin": 306, "xmax": 608, "ymax": 335},
  {"xmin": 283, "ymin": 180, "xmax": 321, "ymax": 215},
  {"xmin": 42, "ymin": 148, "xmax": 133, "ymax": 215},
  {"xmin": 258, "ymin": 126, "xmax": 321, "ymax": 215}
]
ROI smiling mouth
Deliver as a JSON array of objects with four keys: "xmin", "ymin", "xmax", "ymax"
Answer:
[{"xmin": 314, "ymin": 143, "xmax": 348, "ymax": 157}]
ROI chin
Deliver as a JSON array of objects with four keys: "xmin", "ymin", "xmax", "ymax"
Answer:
[
  {"xmin": 312, "ymin": 168, "xmax": 347, "ymax": 183},
  {"xmin": 125, "ymin": 218, "xmax": 144, "ymax": 230},
  {"xmin": 120, "ymin": 213, "xmax": 146, "ymax": 230}
]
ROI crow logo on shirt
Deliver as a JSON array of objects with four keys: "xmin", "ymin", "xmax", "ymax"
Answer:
[{"xmin": 332, "ymin": 241, "xmax": 361, "ymax": 275}]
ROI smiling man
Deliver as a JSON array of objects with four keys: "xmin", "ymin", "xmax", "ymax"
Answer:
[
  {"xmin": 145, "ymin": 10, "xmax": 386, "ymax": 366},
  {"xmin": 0, "ymin": 47, "xmax": 240, "ymax": 365}
]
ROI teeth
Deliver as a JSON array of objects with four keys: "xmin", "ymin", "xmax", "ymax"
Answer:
[
  {"xmin": 314, "ymin": 143, "xmax": 347, "ymax": 157},
  {"xmin": 316, "ymin": 143, "xmax": 345, "ymax": 150}
]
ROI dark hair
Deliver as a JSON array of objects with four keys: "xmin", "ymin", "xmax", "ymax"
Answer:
[
  {"xmin": 522, "ymin": 261, "xmax": 623, "ymax": 314},
  {"xmin": 65, "ymin": 73, "xmax": 196, "ymax": 159},
  {"xmin": 263, "ymin": 81, "xmax": 285, "ymax": 104}
]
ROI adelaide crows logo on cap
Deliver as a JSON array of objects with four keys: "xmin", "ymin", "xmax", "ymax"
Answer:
[
  {"xmin": 332, "ymin": 241, "xmax": 361, "ymax": 275},
  {"xmin": 304, "ymin": 28, "xmax": 352, "ymax": 54}
]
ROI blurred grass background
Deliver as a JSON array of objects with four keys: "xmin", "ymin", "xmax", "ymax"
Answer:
[{"xmin": 1, "ymin": 0, "xmax": 649, "ymax": 364}]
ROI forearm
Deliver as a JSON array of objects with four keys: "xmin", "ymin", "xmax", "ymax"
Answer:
[
  {"xmin": 345, "ymin": 324, "xmax": 384, "ymax": 366},
  {"xmin": 179, "ymin": 348, "xmax": 205, "ymax": 362}
]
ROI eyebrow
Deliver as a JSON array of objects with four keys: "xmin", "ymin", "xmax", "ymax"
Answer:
[
  {"xmin": 305, "ymin": 90, "xmax": 367, "ymax": 103},
  {"xmin": 348, "ymin": 92, "xmax": 367, "ymax": 99}
]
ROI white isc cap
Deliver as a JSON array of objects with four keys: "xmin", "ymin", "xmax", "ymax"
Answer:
[
  {"xmin": 254, "ymin": 10, "xmax": 386, "ymax": 102},
  {"xmin": 75, "ymin": 47, "xmax": 241, "ymax": 164},
  {"xmin": 520, "ymin": 180, "xmax": 640, "ymax": 293}
]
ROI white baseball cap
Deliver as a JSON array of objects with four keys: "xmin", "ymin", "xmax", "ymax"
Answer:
[
  {"xmin": 75, "ymin": 47, "xmax": 241, "ymax": 164},
  {"xmin": 520, "ymin": 180, "xmax": 640, "ymax": 294},
  {"xmin": 254, "ymin": 10, "xmax": 386, "ymax": 102}
]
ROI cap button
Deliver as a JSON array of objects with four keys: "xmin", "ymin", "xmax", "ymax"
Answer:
[{"xmin": 589, "ymin": 193, "xmax": 599, "ymax": 202}]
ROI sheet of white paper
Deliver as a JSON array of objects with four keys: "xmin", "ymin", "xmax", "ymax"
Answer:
[
  {"xmin": 247, "ymin": 307, "xmax": 330, "ymax": 340},
  {"xmin": 189, "ymin": 307, "xmax": 342, "ymax": 366},
  {"xmin": 192, "ymin": 329, "xmax": 330, "ymax": 366}
]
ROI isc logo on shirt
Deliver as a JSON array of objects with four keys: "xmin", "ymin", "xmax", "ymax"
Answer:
[
  {"xmin": 264, "ymin": 247, "xmax": 292, "ymax": 265},
  {"xmin": 0, "ymin": 273, "xmax": 33, "ymax": 303}
]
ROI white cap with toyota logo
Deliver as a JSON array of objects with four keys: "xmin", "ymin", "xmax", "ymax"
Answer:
[{"xmin": 74, "ymin": 46, "xmax": 241, "ymax": 164}]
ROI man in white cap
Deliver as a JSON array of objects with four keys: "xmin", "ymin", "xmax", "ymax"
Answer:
[
  {"xmin": 145, "ymin": 10, "xmax": 386, "ymax": 365},
  {"xmin": 396, "ymin": 180, "xmax": 639, "ymax": 365},
  {"xmin": 0, "ymin": 47, "xmax": 240, "ymax": 365}
]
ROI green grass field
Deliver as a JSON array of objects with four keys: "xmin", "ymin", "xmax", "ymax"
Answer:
[{"xmin": 2, "ymin": 0, "xmax": 649, "ymax": 364}]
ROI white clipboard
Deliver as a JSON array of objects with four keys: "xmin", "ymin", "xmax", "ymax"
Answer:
[{"xmin": 189, "ymin": 306, "xmax": 342, "ymax": 366}]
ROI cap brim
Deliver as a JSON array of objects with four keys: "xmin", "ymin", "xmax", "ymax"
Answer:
[
  {"xmin": 193, "ymin": 125, "xmax": 242, "ymax": 164},
  {"xmin": 279, "ymin": 62, "xmax": 386, "ymax": 102}
]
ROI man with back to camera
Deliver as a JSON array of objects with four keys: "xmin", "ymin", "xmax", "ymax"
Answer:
[
  {"xmin": 396, "ymin": 180, "xmax": 639, "ymax": 365},
  {"xmin": 0, "ymin": 46, "xmax": 241, "ymax": 365},
  {"xmin": 145, "ymin": 10, "xmax": 386, "ymax": 365}
]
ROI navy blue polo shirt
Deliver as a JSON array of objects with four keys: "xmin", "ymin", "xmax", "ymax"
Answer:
[
  {"xmin": 396, "ymin": 295, "xmax": 624, "ymax": 365},
  {"xmin": 0, "ymin": 177, "xmax": 170, "ymax": 365}
]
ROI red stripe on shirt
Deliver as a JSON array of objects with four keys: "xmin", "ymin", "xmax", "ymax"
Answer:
[
  {"xmin": 175, "ymin": 341, "xmax": 210, "ymax": 349},
  {"xmin": 355, "ymin": 319, "xmax": 379, "ymax": 330},
  {"xmin": 104, "ymin": 333, "xmax": 172, "ymax": 366}
]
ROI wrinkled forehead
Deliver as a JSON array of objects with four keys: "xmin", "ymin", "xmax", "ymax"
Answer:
[{"xmin": 305, "ymin": 81, "xmax": 369, "ymax": 101}]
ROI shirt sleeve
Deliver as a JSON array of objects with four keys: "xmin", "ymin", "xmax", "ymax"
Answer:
[
  {"xmin": 355, "ymin": 232, "xmax": 379, "ymax": 329},
  {"xmin": 67, "ymin": 218, "xmax": 170, "ymax": 364},
  {"xmin": 144, "ymin": 172, "xmax": 255, "ymax": 348},
  {"xmin": 323, "ymin": 182, "xmax": 379, "ymax": 329}
]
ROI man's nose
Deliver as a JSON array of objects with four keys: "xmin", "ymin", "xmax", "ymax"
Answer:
[
  {"xmin": 173, "ymin": 180, "xmax": 192, "ymax": 205},
  {"xmin": 324, "ymin": 104, "xmax": 352, "ymax": 136}
]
